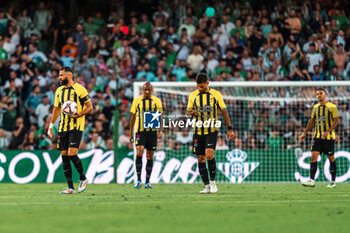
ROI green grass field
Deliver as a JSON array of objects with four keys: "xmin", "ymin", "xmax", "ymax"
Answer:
[{"xmin": 1, "ymin": 183, "xmax": 350, "ymax": 233}]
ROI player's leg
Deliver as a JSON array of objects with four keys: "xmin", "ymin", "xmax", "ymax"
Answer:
[
  {"xmin": 58, "ymin": 132, "xmax": 75, "ymax": 194},
  {"xmin": 302, "ymin": 151, "xmax": 320, "ymax": 187},
  {"xmin": 67, "ymin": 131, "xmax": 88, "ymax": 193},
  {"xmin": 206, "ymin": 149, "xmax": 216, "ymax": 181},
  {"xmin": 206, "ymin": 148, "xmax": 217, "ymax": 193},
  {"xmin": 205, "ymin": 132, "xmax": 218, "ymax": 193},
  {"xmin": 68, "ymin": 147, "xmax": 88, "ymax": 193},
  {"xmin": 60, "ymin": 149, "xmax": 75, "ymax": 194},
  {"xmin": 135, "ymin": 145, "xmax": 145, "ymax": 188},
  {"xmin": 144, "ymin": 132, "xmax": 158, "ymax": 188},
  {"xmin": 197, "ymin": 154, "xmax": 210, "ymax": 193},
  {"xmin": 326, "ymin": 140, "xmax": 336, "ymax": 188},
  {"xmin": 327, "ymin": 154, "xmax": 336, "ymax": 188},
  {"xmin": 194, "ymin": 134, "xmax": 210, "ymax": 193},
  {"xmin": 310, "ymin": 151, "xmax": 320, "ymax": 179},
  {"xmin": 303, "ymin": 139, "xmax": 320, "ymax": 187},
  {"xmin": 134, "ymin": 132, "xmax": 146, "ymax": 188},
  {"xmin": 144, "ymin": 149, "xmax": 154, "ymax": 189}
]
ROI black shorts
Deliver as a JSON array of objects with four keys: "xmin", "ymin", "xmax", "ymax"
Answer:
[
  {"xmin": 311, "ymin": 138, "xmax": 335, "ymax": 156},
  {"xmin": 193, "ymin": 132, "xmax": 218, "ymax": 155},
  {"xmin": 57, "ymin": 130, "xmax": 83, "ymax": 151},
  {"xmin": 135, "ymin": 131, "xmax": 157, "ymax": 151}
]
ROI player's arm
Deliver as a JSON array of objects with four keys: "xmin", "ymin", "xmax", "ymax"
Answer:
[
  {"xmin": 70, "ymin": 100, "xmax": 93, "ymax": 118},
  {"xmin": 157, "ymin": 99, "xmax": 164, "ymax": 139},
  {"xmin": 216, "ymin": 92, "xmax": 234, "ymax": 140},
  {"xmin": 221, "ymin": 108, "xmax": 234, "ymax": 140},
  {"xmin": 48, "ymin": 89, "xmax": 62, "ymax": 138},
  {"xmin": 71, "ymin": 87, "xmax": 93, "ymax": 118},
  {"xmin": 187, "ymin": 110, "xmax": 199, "ymax": 117},
  {"xmin": 129, "ymin": 98, "xmax": 138, "ymax": 143},
  {"xmin": 299, "ymin": 117, "xmax": 315, "ymax": 142},
  {"xmin": 158, "ymin": 114, "xmax": 163, "ymax": 139},
  {"xmin": 187, "ymin": 93, "xmax": 198, "ymax": 117},
  {"xmin": 48, "ymin": 106, "xmax": 61, "ymax": 139},
  {"xmin": 300, "ymin": 106, "xmax": 317, "ymax": 142},
  {"xmin": 129, "ymin": 113, "xmax": 136, "ymax": 143}
]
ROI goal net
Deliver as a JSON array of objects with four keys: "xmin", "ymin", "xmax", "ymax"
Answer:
[{"xmin": 125, "ymin": 81, "xmax": 350, "ymax": 184}]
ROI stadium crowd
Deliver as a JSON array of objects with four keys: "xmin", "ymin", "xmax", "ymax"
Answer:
[{"xmin": 0, "ymin": 0, "xmax": 350, "ymax": 151}]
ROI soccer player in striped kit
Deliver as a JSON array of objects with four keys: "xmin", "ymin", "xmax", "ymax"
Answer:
[
  {"xmin": 48, "ymin": 67, "xmax": 93, "ymax": 194},
  {"xmin": 299, "ymin": 88, "xmax": 339, "ymax": 188}
]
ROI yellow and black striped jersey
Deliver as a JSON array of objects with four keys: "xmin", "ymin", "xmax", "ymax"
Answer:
[
  {"xmin": 54, "ymin": 83, "xmax": 90, "ymax": 132},
  {"xmin": 311, "ymin": 102, "xmax": 339, "ymax": 140},
  {"xmin": 187, "ymin": 88, "xmax": 226, "ymax": 135},
  {"xmin": 130, "ymin": 95, "xmax": 163, "ymax": 133}
]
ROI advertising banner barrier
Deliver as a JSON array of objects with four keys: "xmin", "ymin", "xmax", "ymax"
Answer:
[
  {"xmin": 0, "ymin": 150, "xmax": 114, "ymax": 183},
  {"xmin": 1, "ymin": 149, "xmax": 349, "ymax": 183}
]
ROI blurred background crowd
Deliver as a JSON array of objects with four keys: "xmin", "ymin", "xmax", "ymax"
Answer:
[{"xmin": 0, "ymin": 0, "xmax": 350, "ymax": 151}]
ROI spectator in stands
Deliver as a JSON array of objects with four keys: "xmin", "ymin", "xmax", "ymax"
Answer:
[
  {"xmin": 35, "ymin": 95, "xmax": 50, "ymax": 127},
  {"xmin": 137, "ymin": 14, "xmax": 153, "ymax": 38},
  {"xmin": 234, "ymin": 133, "xmax": 243, "ymax": 149},
  {"xmin": 60, "ymin": 49, "xmax": 74, "ymax": 67},
  {"xmin": 187, "ymin": 45, "xmax": 203, "ymax": 73},
  {"xmin": 87, "ymin": 132, "xmax": 106, "ymax": 149},
  {"xmin": 25, "ymin": 85, "xmax": 42, "ymax": 124},
  {"xmin": 216, "ymin": 134, "xmax": 229, "ymax": 150},
  {"xmin": 61, "ymin": 36, "xmax": 78, "ymax": 58},
  {"xmin": 284, "ymin": 9, "xmax": 301, "ymax": 39},
  {"xmin": 221, "ymin": 14, "xmax": 235, "ymax": 38},
  {"xmin": 118, "ymin": 127, "xmax": 130, "ymax": 148},
  {"xmin": 310, "ymin": 64, "xmax": 326, "ymax": 81},
  {"xmin": 106, "ymin": 138, "xmax": 114, "ymax": 150},
  {"xmin": 305, "ymin": 43, "xmax": 323, "ymax": 74},
  {"xmin": 0, "ymin": 128, "xmax": 8, "ymax": 150},
  {"xmin": 2, "ymin": 101, "xmax": 17, "ymax": 133},
  {"xmin": 266, "ymin": 128, "xmax": 284, "ymax": 150},
  {"xmin": 23, "ymin": 131, "xmax": 39, "ymax": 150},
  {"xmin": 178, "ymin": 16, "xmax": 195, "ymax": 37},
  {"xmin": 34, "ymin": 2, "xmax": 51, "ymax": 33},
  {"xmin": 254, "ymin": 121, "xmax": 269, "ymax": 149},
  {"xmin": 244, "ymin": 130, "xmax": 256, "ymax": 149},
  {"xmin": 0, "ymin": 0, "xmax": 350, "ymax": 151},
  {"xmin": 72, "ymin": 23, "xmax": 88, "ymax": 58},
  {"xmin": 8, "ymin": 117, "xmax": 26, "ymax": 150},
  {"xmin": 339, "ymin": 102, "xmax": 350, "ymax": 130},
  {"xmin": 175, "ymin": 130, "xmax": 192, "ymax": 145},
  {"xmin": 28, "ymin": 43, "xmax": 48, "ymax": 65},
  {"xmin": 4, "ymin": 70, "xmax": 23, "ymax": 89}
]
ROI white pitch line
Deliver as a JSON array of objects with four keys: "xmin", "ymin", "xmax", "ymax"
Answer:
[
  {"xmin": 0, "ymin": 194, "xmax": 350, "ymax": 199},
  {"xmin": 0, "ymin": 199, "xmax": 350, "ymax": 206}
]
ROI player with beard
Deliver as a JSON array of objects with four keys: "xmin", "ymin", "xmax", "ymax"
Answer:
[{"xmin": 48, "ymin": 67, "xmax": 93, "ymax": 194}]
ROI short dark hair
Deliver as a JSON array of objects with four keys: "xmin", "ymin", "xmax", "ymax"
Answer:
[
  {"xmin": 196, "ymin": 73, "xmax": 208, "ymax": 83},
  {"xmin": 316, "ymin": 87, "xmax": 327, "ymax": 94},
  {"xmin": 61, "ymin": 67, "xmax": 73, "ymax": 74}
]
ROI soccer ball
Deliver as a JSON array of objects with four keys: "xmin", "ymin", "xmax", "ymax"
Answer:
[{"xmin": 62, "ymin": 100, "xmax": 78, "ymax": 116}]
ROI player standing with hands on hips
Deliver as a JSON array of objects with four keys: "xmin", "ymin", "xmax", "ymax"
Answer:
[
  {"xmin": 299, "ymin": 88, "xmax": 339, "ymax": 188},
  {"xmin": 187, "ymin": 73, "xmax": 235, "ymax": 194},
  {"xmin": 48, "ymin": 67, "xmax": 93, "ymax": 194}
]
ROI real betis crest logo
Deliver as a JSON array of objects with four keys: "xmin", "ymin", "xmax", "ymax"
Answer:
[{"xmin": 217, "ymin": 149, "xmax": 260, "ymax": 183}]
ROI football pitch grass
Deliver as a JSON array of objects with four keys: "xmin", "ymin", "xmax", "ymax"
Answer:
[{"xmin": 1, "ymin": 183, "xmax": 350, "ymax": 233}]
